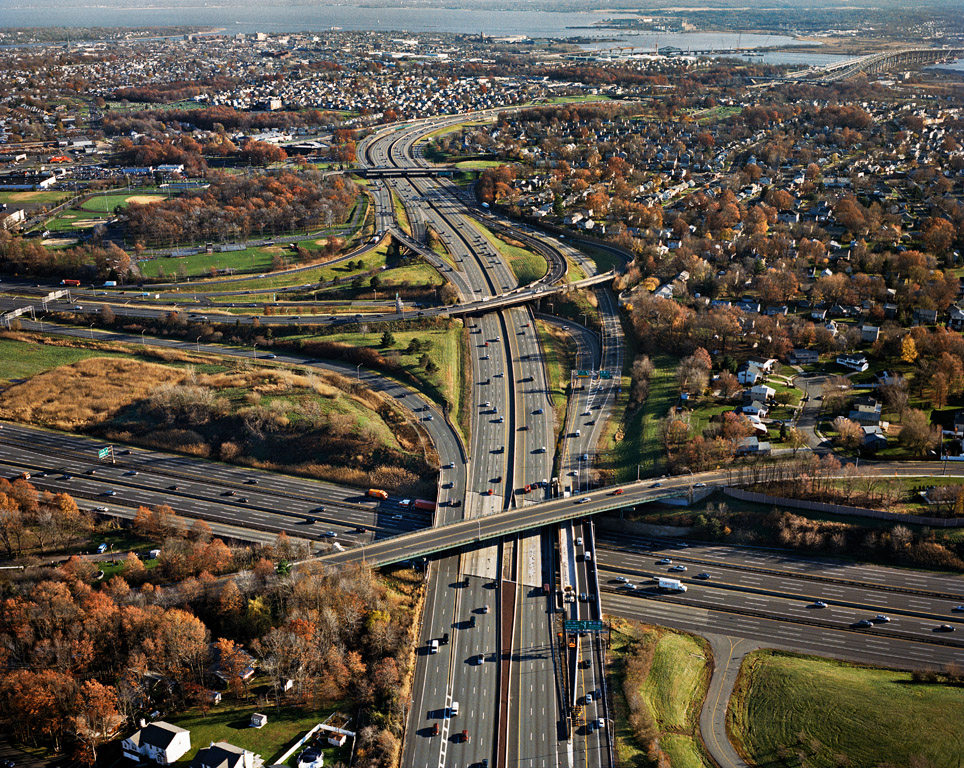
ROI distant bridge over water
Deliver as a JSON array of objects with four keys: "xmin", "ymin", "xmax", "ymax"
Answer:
[{"xmin": 785, "ymin": 47, "xmax": 964, "ymax": 82}]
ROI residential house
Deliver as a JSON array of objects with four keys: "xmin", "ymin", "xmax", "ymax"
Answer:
[
  {"xmin": 741, "ymin": 400, "xmax": 769, "ymax": 417},
  {"xmin": 736, "ymin": 436, "xmax": 772, "ymax": 456},
  {"xmin": 748, "ymin": 384, "xmax": 776, "ymax": 402},
  {"xmin": 860, "ymin": 325, "xmax": 880, "ymax": 343},
  {"xmin": 947, "ymin": 305, "xmax": 964, "ymax": 331},
  {"xmin": 836, "ymin": 354, "xmax": 869, "ymax": 372},
  {"xmin": 738, "ymin": 367, "xmax": 762, "ymax": 385},
  {"xmin": 191, "ymin": 742, "xmax": 257, "ymax": 768},
  {"xmin": 123, "ymin": 722, "xmax": 191, "ymax": 764},
  {"xmin": 862, "ymin": 426, "xmax": 889, "ymax": 452},
  {"xmin": 914, "ymin": 308, "xmax": 938, "ymax": 325},
  {"xmin": 789, "ymin": 349, "xmax": 819, "ymax": 365},
  {"xmin": 849, "ymin": 396, "xmax": 883, "ymax": 425}
]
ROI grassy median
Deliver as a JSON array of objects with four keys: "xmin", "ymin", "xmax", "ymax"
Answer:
[{"xmin": 728, "ymin": 650, "xmax": 964, "ymax": 768}]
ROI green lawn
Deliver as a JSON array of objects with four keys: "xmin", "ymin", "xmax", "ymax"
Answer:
[
  {"xmin": 139, "ymin": 245, "xmax": 278, "ymax": 279},
  {"xmin": 391, "ymin": 188, "xmax": 412, "ymax": 236},
  {"xmin": 535, "ymin": 319, "xmax": 575, "ymax": 439},
  {"xmin": 45, "ymin": 208, "xmax": 110, "ymax": 232},
  {"xmin": 169, "ymin": 702, "xmax": 329, "ymax": 765},
  {"xmin": 572, "ymin": 242, "xmax": 628, "ymax": 274},
  {"xmin": 601, "ymin": 353, "xmax": 678, "ymax": 480},
  {"xmin": 609, "ymin": 621, "xmax": 712, "ymax": 768},
  {"xmin": 470, "ymin": 220, "xmax": 547, "ymax": 287},
  {"xmin": 729, "ymin": 651, "xmax": 964, "ymax": 768},
  {"xmin": 79, "ymin": 191, "xmax": 166, "ymax": 213},
  {"xmin": 318, "ymin": 327, "xmax": 464, "ymax": 425},
  {"xmin": 0, "ymin": 337, "xmax": 107, "ymax": 384},
  {"xmin": 0, "ymin": 189, "xmax": 72, "ymax": 207}
]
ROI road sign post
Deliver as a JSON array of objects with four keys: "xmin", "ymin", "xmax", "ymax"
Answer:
[
  {"xmin": 98, "ymin": 446, "xmax": 114, "ymax": 464},
  {"xmin": 563, "ymin": 619, "xmax": 606, "ymax": 633}
]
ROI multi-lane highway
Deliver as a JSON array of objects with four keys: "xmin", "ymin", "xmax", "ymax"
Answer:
[{"xmin": 596, "ymin": 532, "xmax": 964, "ymax": 670}]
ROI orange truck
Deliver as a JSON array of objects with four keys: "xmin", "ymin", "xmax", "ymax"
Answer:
[{"xmin": 367, "ymin": 488, "xmax": 389, "ymax": 500}]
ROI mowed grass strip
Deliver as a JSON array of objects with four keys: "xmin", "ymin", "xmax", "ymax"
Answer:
[
  {"xmin": 534, "ymin": 319, "xmax": 574, "ymax": 434},
  {"xmin": 728, "ymin": 651, "xmax": 964, "ymax": 768},
  {"xmin": 471, "ymin": 219, "xmax": 547, "ymax": 287}
]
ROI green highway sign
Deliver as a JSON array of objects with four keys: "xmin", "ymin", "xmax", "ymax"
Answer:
[
  {"xmin": 98, "ymin": 447, "xmax": 111, "ymax": 460},
  {"xmin": 599, "ymin": 370, "xmax": 613, "ymax": 380},
  {"xmin": 576, "ymin": 370, "xmax": 591, "ymax": 378},
  {"xmin": 564, "ymin": 619, "xmax": 606, "ymax": 632}
]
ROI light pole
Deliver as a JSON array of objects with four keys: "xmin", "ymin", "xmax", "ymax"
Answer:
[
  {"xmin": 196, "ymin": 335, "xmax": 202, "ymax": 353},
  {"xmin": 253, "ymin": 343, "xmax": 257, "ymax": 359},
  {"xmin": 356, "ymin": 363, "xmax": 362, "ymax": 380},
  {"xmin": 88, "ymin": 323, "xmax": 95, "ymax": 340},
  {"xmin": 141, "ymin": 330, "xmax": 146, "ymax": 345}
]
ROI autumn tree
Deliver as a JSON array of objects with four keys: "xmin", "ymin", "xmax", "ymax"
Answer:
[{"xmin": 898, "ymin": 409, "xmax": 939, "ymax": 457}]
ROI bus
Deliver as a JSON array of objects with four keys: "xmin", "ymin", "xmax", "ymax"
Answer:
[{"xmin": 60, "ymin": 279, "xmax": 81, "ymax": 286}]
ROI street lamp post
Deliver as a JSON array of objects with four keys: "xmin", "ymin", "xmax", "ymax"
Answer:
[
  {"xmin": 88, "ymin": 323, "xmax": 95, "ymax": 340},
  {"xmin": 141, "ymin": 330, "xmax": 146, "ymax": 345},
  {"xmin": 356, "ymin": 363, "xmax": 362, "ymax": 380},
  {"xmin": 196, "ymin": 336, "xmax": 202, "ymax": 353}
]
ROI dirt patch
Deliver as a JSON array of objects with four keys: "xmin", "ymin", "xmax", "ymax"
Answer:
[
  {"xmin": 314, "ymin": 238, "xmax": 329, "ymax": 247},
  {"xmin": 0, "ymin": 356, "xmax": 185, "ymax": 431},
  {"xmin": 43, "ymin": 237, "xmax": 78, "ymax": 247},
  {"xmin": 70, "ymin": 219, "xmax": 108, "ymax": 228},
  {"xmin": 6, "ymin": 191, "xmax": 56, "ymax": 202},
  {"xmin": 124, "ymin": 195, "xmax": 165, "ymax": 205}
]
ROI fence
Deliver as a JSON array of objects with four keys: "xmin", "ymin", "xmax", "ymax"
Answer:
[{"xmin": 723, "ymin": 487, "xmax": 964, "ymax": 528}]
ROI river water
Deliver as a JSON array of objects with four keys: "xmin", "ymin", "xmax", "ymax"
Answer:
[{"xmin": 0, "ymin": 2, "xmax": 847, "ymax": 65}]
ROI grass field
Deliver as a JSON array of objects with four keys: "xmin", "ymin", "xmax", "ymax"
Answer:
[
  {"xmin": 45, "ymin": 208, "xmax": 110, "ymax": 231},
  {"xmin": 601, "ymin": 353, "xmax": 678, "ymax": 480},
  {"xmin": 453, "ymin": 159, "xmax": 503, "ymax": 170},
  {"xmin": 318, "ymin": 326, "xmax": 464, "ymax": 423},
  {"xmin": 79, "ymin": 191, "xmax": 166, "ymax": 213},
  {"xmin": 728, "ymin": 651, "xmax": 964, "ymax": 768},
  {"xmin": 573, "ymin": 242, "xmax": 629, "ymax": 273},
  {"xmin": 0, "ymin": 189, "xmax": 72, "ymax": 206},
  {"xmin": 535, "ymin": 320, "xmax": 575, "ymax": 437},
  {"xmin": 391, "ymin": 188, "xmax": 413, "ymax": 236},
  {"xmin": 0, "ymin": 337, "xmax": 110, "ymax": 384},
  {"xmin": 610, "ymin": 621, "xmax": 712, "ymax": 768},
  {"xmin": 139, "ymin": 245, "xmax": 278, "ymax": 279},
  {"xmin": 169, "ymin": 702, "xmax": 328, "ymax": 765},
  {"xmin": 471, "ymin": 220, "xmax": 547, "ymax": 286}
]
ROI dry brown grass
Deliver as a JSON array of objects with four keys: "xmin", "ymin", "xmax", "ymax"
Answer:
[{"xmin": 0, "ymin": 357, "xmax": 185, "ymax": 430}]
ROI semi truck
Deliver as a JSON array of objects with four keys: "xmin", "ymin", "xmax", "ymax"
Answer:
[
  {"xmin": 656, "ymin": 578, "xmax": 687, "ymax": 593},
  {"xmin": 367, "ymin": 488, "xmax": 389, "ymax": 500},
  {"xmin": 413, "ymin": 499, "xmax": 436, "ymax": 512}
]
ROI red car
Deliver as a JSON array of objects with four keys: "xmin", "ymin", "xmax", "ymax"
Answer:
[{"xmin": 611, "ymin": 488, "xmax": 624, "ymax": 495}]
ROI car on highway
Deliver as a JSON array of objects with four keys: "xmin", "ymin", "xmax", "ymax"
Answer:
[
  {"xmin": 85, "ymin": 468, "xmax": 96, "ymax": 475},
  {"xmin": 622, "ymin": 582, "xmax": 637, "ymax": 590},
  {"xmin": 695, "ymin": 572, "xmax": 711, "ymax": 580},
  {"xmin": 694, "ymin": 482, "xmax": 707, "ymax": 488},
  {"xmin": 94, "ymin": 506, "xmax": 109, "ymax": 513},
  {"xmin": 614, "ymin": 576, "xmax": 628, "ymax": 583},
  {"xmin": 658, "ymin": 558, "xmax": 673, "ymax": 565},
  {"xmin": 102, "ymin": 489, "xmax": 116, "ymax": 496},
  {"xmin": 533, "ymin": 408, "xmax": 544, "ymax": 415},
  {"xmin": 575, "ymin": 496, "xmax": 591, "ymax": 504},
  {"xmin": 669, "ymin": 564, "xmax": 687, "ymax": 572},
  {"xmin": 449, "ymin": 701, "xmax": 459, "ymax": 717},
  {"xmin": 853, "ymin": 619, "xmax": 874, "ymax": 628},
  {"xmin": 953, "ymin": 605, "xmax": 964, "ymax": 612},
  {"xmin": 581, "ymin": 453, "xmax": 589, "ymax": 461},
  {"xmin": 475, "ymin": 653, "xmax": 485, "ymax": 665},
  {"xmin": 610, "ymin": 488, "xmax": 624, "ymax": 495},
  {"xmin": 168, "ymin": 484, "xmax": 179, "ymax": 490},
  {"xmin": 245, "ymin": 478, "xmax": 259, "ymax": 484},
  {"xmin": 935, "ymin": 624, "xmax": 955, "ymax": 632},
  {"xmin": 575, "ymin": 536, "xmax": 584, "ymax": 547},
  {"xmin": 423, "ymin": 414, "xmax": 433, "ymax": 421},
  {"xmin": 873, "ymin": 615, "xmax": 891, "ymax": 623},
  {"xmin": 432, "ymin": 723, "xmax": 439, "ymax": 737},
  {"xmin": 443, "ymin": 462, "xmax": 455, "ymax": 469},
  {"xmin": 596, "ymin": 717, "xmax": 606, "ymax": 730},
  {"xmin": 391, "ymin": 513, "xmax": 403, "ymax": 520},
  {"xmin": 584, "ymin": 692, "xmax": 593, "ymax": 703},
  {"xmin": 263, "ymin": 353, "xmax": 277, "ymax": 359},
  {"xmin": 429, "ymin": 639, "xmax": 439, "ymax": 654},
  {"xmin": 125, "ymin": 470, "xmax": 138, "ymax": 476},
  {"xmin": 812, "ymin": 601, "xmax": 828, "ymax": 608},
  {"xmin": 534, "ymin": 446, "xmax": 546, "ymax": 454},
  {"xmin": 578, "ymin": 592, "xmax": 588, "ymax": 602},
  {"xmin": 482, "ymin": 401, "xmax": 490, "ymax": 408},
  {"xmin": 480, "ymin": 354, "xmax": 489, "ymax": 360}
]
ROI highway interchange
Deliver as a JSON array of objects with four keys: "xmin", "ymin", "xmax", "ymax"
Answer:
[{"xmin": 4, "ymin": 105, "xmax": 964, "ymax": 768}]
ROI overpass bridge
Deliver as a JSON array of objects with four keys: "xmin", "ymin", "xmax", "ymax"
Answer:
[
  {"xmin": 352, "ymin": 166, "xmax": 461, "ymax": 178},
  {"xmin": 785, "ymin": 47, "xmax": 964, "ymax": 82},
  {"xmin": 304, "ymin": 477, "xmax": 712, "ymax": 569}
]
